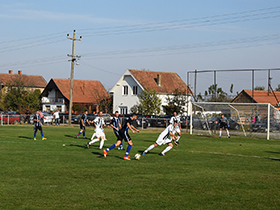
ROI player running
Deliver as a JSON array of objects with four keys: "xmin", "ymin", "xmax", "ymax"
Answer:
[
  {"xmin": 33, "ymin": 110, "xmax": 47, "ymax": 140},
  {"xmin": 219, "ymin": 114, "xmax": 230, "ymax": 138},
  {"xmin": 110, "ymin": 111, "xmax": 125, "ymax": 150},
  {"xmin": 87, "ymin": 111, "xmax": 108, "ymax": 150},
  {"xmin": 170, "ymin": 112, "xmax": 181, "ymax": 143},
  {"xmin": 103, "ymin": 113, "xmax": 139, "ymax": 160},
  {"xmin": 142, "ymin": 121, "xmax": 178, "ymax": 156},
  {"xmin": 76, "ymin": 110, "xmax": 89, "ymax": 139}
]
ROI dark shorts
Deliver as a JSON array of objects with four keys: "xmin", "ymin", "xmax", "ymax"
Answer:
[
  {"xmin": 118, "ymin": 130, "xmax": 131, "ymax": 142},
  {"xmin": 34, "ymin": 125, "xmax": 42, "ymax": 132},
  {"xmin": 80, "ymin": 123, "xmax": 86, "ymax": 130},
  {"xmin": 220, "ymin": 122, "xmax": 228, "ymax": 129},
  {"xmin": 114, "ymin": 130, "xmax": 122, "ymax": 140}
]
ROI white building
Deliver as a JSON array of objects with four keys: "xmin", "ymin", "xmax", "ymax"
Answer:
[{"xmin": 110, "ymin": 69, "xmax": 193, "ymax": 115}]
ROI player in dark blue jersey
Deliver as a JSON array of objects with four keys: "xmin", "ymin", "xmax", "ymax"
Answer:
[
  {"xmin": 103, "ymin": 113, "xmax": 139, "ymax": 160},
  {"xmin": 76, "ymin": 110, "xmax": 89, "ymax": 139},
  {"xmin": 33, "ymin": 110, "xmax": 46, "ymax": 140},
  {"xmin": 110, "ymin": 111, "xmax": 124, "ymax": 150}
]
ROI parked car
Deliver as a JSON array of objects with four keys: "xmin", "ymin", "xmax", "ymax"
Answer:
[
  {"xmin": 202, "ymin": 116, "xmax": 240, "ymax": 130},
  {"xmin": 59, "ymin": 113, "xmax": 77, "ymax": 124},
  {"xmin": 251, "ymin": 118, "xmax": 280, "ymax": 132},
  {"xmin": 0, "ymin": 112, "xmax": 20, "ymax": 124},
  {"xmin": 181, "ymin": 116, "xmax": 204, "ymax": 129},
  {"xmin": 42, "ymin": 112, "xmax": 53, "ymax": 125}
]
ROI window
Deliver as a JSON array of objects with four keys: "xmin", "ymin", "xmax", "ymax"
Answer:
[
  {"xmin": 123, "ymin": 86, "xmax": 128, "ymax": 95},
  {"xmin": 120, "ymin": 107, "xmax": 128, "ymax": 115},
  {"xmin": 133, "ymin": 86, "xmax": 138, "ymax": 95}
]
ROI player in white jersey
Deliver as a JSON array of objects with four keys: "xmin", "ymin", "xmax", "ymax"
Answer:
[
  {"xmin": 87, "ymin": 111, "xmax": 108, "ymax": 150},
  {"xmin": 169, "ymin": 112, "xmax": 181, "ymax": 143},
  {"xmin": 142, "ymin": 121, "xmax": 178, "ymax": 156}
]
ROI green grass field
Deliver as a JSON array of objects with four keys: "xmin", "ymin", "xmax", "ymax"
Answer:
[{"xmin": 0, "ymin": 125, "xmax": 280, "ymax": 210}]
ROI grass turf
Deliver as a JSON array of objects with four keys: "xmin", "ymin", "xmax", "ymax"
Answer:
[{"xmin": 0, "ymin": 125, "xmax": 280, "ymax": 209}]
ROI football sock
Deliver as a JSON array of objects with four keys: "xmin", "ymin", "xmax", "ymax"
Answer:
[
  {"xmin": 125, "ymin": 144, "xmax": 132, "ymax": 157},
  {"xmin": 83, "ymin": 131, "xmax": 85, "ymax": 137},
  {"xmin": 177, "ymin": 136, "xmax": 181, "ymax": 141},
  {"xmin": 40, "ymin": 130, "xmax": 44, "ymax": 137},
  {"xmin": 77, "ymin": 132, "xmax": 81, "ymax": 136},
  {"xmin": 99, "ymin": 139, "xmax": 105, "ymax": 149},
  {"xmin": 145, "ymin": 144, "xmax": 155, "ymax": 153},
  {"xmin": 89, "ymin": 138, "xmax": 100, "ymax": 145},
  {"xmin": 107, "ymin": 144, "xmax": 116, "ymax": 151},
  {"xmin": 120, "ymin": 141, "xmax": 123, "ymax": 147},
  {"xmin": 226, "ymin": 130, "xmax": 230, "ymax": 136},
  {"xmin": 219, "ymin": 130, "xmax": 222, "ymax": 137},
  {"xmin": 91, "ymin": 133, "xmax": 96, "ymax": 139},
  {"xmin": 162, "ymin": 146, "xmax": 172, "ymax": 154},
  {"xmin": 34, "ymin": 131, "xmax": 37, "ymax": 138}
]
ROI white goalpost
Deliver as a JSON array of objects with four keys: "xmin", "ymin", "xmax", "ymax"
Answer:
[{"xmin": 188, "ymin": 102, "xmax": 280, "ymax": 140}]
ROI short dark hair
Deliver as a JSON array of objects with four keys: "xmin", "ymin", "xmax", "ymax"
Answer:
[
  {"xmin": 115, "ymin": 111, "xmax": 119, "ymax": 114},
  {"xmin": 131, "ymin": 113, "xmax": 137, "ymax": 117}
]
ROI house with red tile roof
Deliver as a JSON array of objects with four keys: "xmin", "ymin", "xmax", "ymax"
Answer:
[
  {"xmin": 40, "ymin": 78, "xmax": 110, "ymax": 113},
  {"xmin": 110, "ymin": 69, "xmax": 192, "ymax": 114},
  {"xmin": 232, "ymin": 89, "xmax": 280, "ymax": 107},
  {"xmin": 0, "ymin": 70, "xmax": 47, "ymax": 95}
]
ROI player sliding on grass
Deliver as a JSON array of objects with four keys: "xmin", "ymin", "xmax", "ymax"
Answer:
[
  {"xmin": 219, "ymin": 114, "xmax": 230, "ymax": 138},
  {"xmin": 142, "ymin": 121, "xmax": 178, "ymax": 156},
  {"xmin": 103, "ymin": 113, "xmax": 139, "ymax": 160},
  {"xmin": 170, "ymin": 112, "xmax": 181, "ymax": 144}
]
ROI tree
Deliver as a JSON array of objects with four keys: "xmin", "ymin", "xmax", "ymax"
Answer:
[
  {"xmin": 2, "ymin": 80, "xmax": 41, "ymax": 113},
  {"xmin": 254, "ymin": 86, "xmax": 265, "ymax": 90},
  {"xmin": 275, "ymin": 84, "xmax": 280, "ymax": 92},
  {"xmin": 136, "ymin": 88, "xmax": 161, "ymax": 115},
  {"xmin": 197, "ymin": 84, "xmax": 233, "ymax": 102},
  {"xmin": 165, "ymin": 89, "xmax": 187, "ymax": 115}
]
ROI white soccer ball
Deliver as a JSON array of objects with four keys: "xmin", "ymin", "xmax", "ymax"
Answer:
[{"xmin": 135, "ymin": 153, "xmax": 141, "ymax": 160}]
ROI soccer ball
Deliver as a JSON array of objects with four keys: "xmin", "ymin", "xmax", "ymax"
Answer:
[{"xmin": 134, "ymin": 153, "xmax": 141, "ymax": 160}]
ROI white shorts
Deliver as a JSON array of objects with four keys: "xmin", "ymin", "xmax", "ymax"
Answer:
[
  {"xmin": 174, "ymin": 126, "xmax": 181, "ymax": 133},
  {"xmin": 95, "ymin": 128, "xmax": 105, "ymax": 138},
  {"xmin": 156, "ymin": 136, "xmax": 172, "ymax": 146}
]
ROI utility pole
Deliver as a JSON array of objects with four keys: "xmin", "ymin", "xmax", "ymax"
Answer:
[{"xmin": 67, "ymin": 30, "xmax": 82, "ymax": 125}]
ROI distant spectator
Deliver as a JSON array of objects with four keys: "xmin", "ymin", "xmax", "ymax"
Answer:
[{"xmin": 53, "ymin": 110, "xmax": 60, "ymax": 126}]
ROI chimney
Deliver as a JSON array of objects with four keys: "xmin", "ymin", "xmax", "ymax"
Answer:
[
  {"xmin": 157, "ymin": 74, "xmax": 162, "ymax": 87},
  {"xmin": 18, "ymin": 70, "xmax": 22, "ymax": 75},
  {"xmin": 9, "ymin": 70, "xmax": 13, "ymax": 74}
]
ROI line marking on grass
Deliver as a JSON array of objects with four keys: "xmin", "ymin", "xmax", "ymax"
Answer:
[{"xmin": 189, "ymin": 150, "xmax": 280, "ymax": 161}]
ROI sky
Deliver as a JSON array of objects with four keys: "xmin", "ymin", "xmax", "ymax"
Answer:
[{"xmin": 1, "ymin": 0, "xmax": 280, "ymax": 96}]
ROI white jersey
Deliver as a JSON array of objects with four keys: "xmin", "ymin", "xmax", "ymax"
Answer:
[
  {"xmin": 94, "ymin": 117, "xmax": 105, "ymax": 130},
  {"xmin": 170, "ymin": 116, "xmax": 180, "ymax": 131},
  {"xmin": 156, "ymin": 125, "xmax": 175, "ymax": 146}
]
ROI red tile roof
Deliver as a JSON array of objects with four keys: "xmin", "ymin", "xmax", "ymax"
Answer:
[
  {"xmin": 52, "ymin": 79, "xmax": 109, "ymax": 103},
  {"xmin": 0, "ymin": 72, "xmax": 46, "ymax": 88},
  {"xmin": 237, "ymin": 89, "xmax": 280, "ymax": 105},
  {"xmin": 129, "ymin": 69, "xmax": 192, "ymax": 94}
]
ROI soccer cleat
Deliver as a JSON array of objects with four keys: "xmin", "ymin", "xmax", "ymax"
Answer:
[
  {"xmin": 123, "ymin": 156, "xmax": 131, "ymax": 160},
  {"xmin": 83, "ymin": 136, "xmax": 86, "ymax": 139},
  {"xmin": 219, "ymin": 136, "xmax": 221, "ymax": 138},
  {"xmin": 228, "ymin": 135, "xmax": 231, "ymax": 138},
  {"xmin": 87, "ymin": 142, "xmax": 90, "ymax": 148},
  {"xmin": 159, "ymin": 153, "xmax": 166, "ymax": 156},
  {"xmin": 103, "ymin": 149, "xmax": 107, "ymax": 158},
  {"xmin": 34, "ymin": 138, "xmax": 36, "ymax": 141},
  {"xmin": 175, "ymin": 140, "xmax": 180, "ymax": 144},
  {"xmin": 76, "ymin": 135, "xmax": 79, "ymax": 138},
  {"xmin": 42, "ymin": 138, "xmax": 46, "ymax": 140},
  {"xmin": 142, "ymin": 151, "xmax": 147, "ymax": 156},
  {"xmin": 118, "ymin": 146, "xmax": 125, "ymax": 150}
]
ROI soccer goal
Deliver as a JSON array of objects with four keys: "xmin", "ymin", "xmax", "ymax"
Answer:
[{"xmin": 187, "ymin": 102, "xmax": 280, "ymax": 140}]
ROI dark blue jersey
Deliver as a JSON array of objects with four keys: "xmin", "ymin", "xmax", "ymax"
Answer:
[
  {"xmin": 111, "ymin": 117, "xmax": 120, "ymax": 131},
  {"xmin": 121, "ymin": 117, "xmax": 133, "ymax": 132},
  {"xmin": 34, "ymin": 114, "xmax": 42, "ymax": 126},
  {"xmin": 80, "ymin": 114, "xmax": 87, "ymax": 124}
]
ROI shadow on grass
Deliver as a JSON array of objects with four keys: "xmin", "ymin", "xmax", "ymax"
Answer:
[
  {"xmin": 265, "ymin": 151, "xmax": 280, "ymax": 155},
  {"xmin": 69, "ymin": 144, "xmax": 87, "ymax": 149},
  {"xmin": 265, "ymin": 157, "xmax": 280, "ymax": 161},
  {"xmin": 18, "ymin": 136, "xmax": 33, "ymax": 140}
]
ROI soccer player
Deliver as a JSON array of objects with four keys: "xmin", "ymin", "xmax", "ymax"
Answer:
[
  {"xmin": 103, "ymin": 113, "xmax": 139, "ymax": 160},
  {"xmin": 87, "ymin": 111, "xmax": 108, "ymax": 150},
  {"xmin": 170, "ymin": 112, "xmax": 181, "ymax": 143},
  {"xmin": 76, "ymin": 110, "xmax": 89, "ymax": 139},
  {"xmin": 219, "ymin": 114, "xmax": 230, "ymax": 138},
  {"xmin": 53, "ymin": 110, "xmax": 60, "ymax": 126},
  {"xmin": 110, "ymin": 111, "xmax": 125, "ymax": 150},
  {"xmin": 142, "ymin": 121, "xmax": 178, "ymax": 156},
  {"xmin": 33, "ymin": 110, "xmax": 46, "ymax": 140}
]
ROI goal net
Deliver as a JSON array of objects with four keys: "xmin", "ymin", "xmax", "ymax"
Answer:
[{"xmin": 187, "ymin": 102, "xmax": 280, "ymax": 140}]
